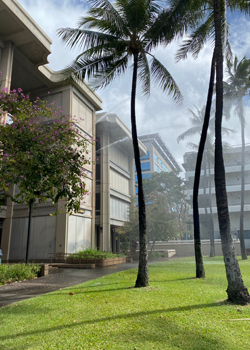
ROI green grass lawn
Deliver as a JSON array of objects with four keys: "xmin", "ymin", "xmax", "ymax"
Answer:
[{"xmin": 1, "ymin": 256, "xmax": 250, "ymax": 350}]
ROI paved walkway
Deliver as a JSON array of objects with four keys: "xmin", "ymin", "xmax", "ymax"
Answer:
[{"xmin": 0, "ymin": 262, "xmax": 139, "ymax": 307}]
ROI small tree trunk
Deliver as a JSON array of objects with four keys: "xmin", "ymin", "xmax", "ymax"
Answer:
[
  {"xmin": 26, "ymin": 199, "xmax": 34, "ymax": 264},
  {"xmin": 214, "ymin": 0, "xmax": 249, "ymax": 304},
  {"xmin": 203, "ymin": 152, "xmax": 210, "ymax": 238},
  {"xmin": 239, "ymin": 102, "xmax": 247, "ymax": 259},
  {"xmin": 207, "ymin": 155, "xmax": 215, "ymax": 257},
  {"xmin": 131, "ymin": 51, "xmax": 148, "ymax": 288}
]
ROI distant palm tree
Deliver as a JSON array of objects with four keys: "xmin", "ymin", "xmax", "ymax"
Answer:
[
  {"xmin": 178, "ymin": 106, "xmax": 233, "ymax": 258},
  {"xmin": 223, "ymin": 56, "xmax": 250, "ymax": 260},
  {"xmin": 58, "ymin": 0, "xmax": 184, "ymax": 287}
]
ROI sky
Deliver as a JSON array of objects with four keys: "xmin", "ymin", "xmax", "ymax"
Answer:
[{"xmin": 18, "ymin": 0, "xmax": 250, "ymax": 169}]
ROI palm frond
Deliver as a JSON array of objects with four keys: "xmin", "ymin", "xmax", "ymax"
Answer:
[
  {"xmin": 57, "ymin": 27, "xmax": 118, "ymax": 51},
  {"xmin": 117, "ymin": 0, "xmax": 161, "ymax": 34},
  {"xmin": 138, "ymin": 51, "xmax": 151, "ymax": 97},
  {"xmin": 84, "ymin": 0, "xmax": 130, "ymax": 36},
  {"xmin": 177, "ymin": 126, "xmax": 203, "ymax": 143},
  {"xmin": 150, "ymin": 55, "xmax": 183, "ymax": 103},
  {"xmin": 187, "ymin": 142, "xmax": 199, "ymax": 150},
  {"xmin": 228, "ymin": 0, "xmax": 250, "ymax": 16},
  {"xmin": 176, "ymin": 12, "xmax": 214, "ymax": 61},
  {"xmin": 87, "ymin": 54, "xmax": 130, "ymax": 89},
  {"xmin": 144, "ymin": 0, "xmax": 207, "ymax": 50}
]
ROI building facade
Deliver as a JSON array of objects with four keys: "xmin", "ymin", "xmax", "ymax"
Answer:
[
  {"xmin": 95, "ymin": 113, "xmax": 146, "ymax": 252},
  {"xmin": 0, "ymin": 0, "xmax": 143, "ymax": 261},
  {"xmin": 0, "ymin": 0, "xmax": 103, "ymax": 262},
  {"xmin": 183, "ymin": 145, "xmax": 250, "ymax": 248}
]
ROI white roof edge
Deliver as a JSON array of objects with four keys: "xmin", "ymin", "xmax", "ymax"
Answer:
[
  {"xmin": 2, "ymin": 0, "xmax": 52, "ymax": 49},
  {"xmin": 97, "ymin": 112, "xmax": 147, "ymax": 154},
  {"xmin": 39, "ymin": 65, "xmax": 103, "ymax": 111}
]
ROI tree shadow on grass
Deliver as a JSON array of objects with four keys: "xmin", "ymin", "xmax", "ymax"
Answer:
[{"xmin": 0, "ymin": 300, "xmax": 227, "ymax": 342}]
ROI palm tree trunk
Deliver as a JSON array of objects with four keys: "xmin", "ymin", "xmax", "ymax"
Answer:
[
  {"xmin": 192, "ymin": 51, "xmax": 216, "ymax": 278},
  {"xmin": 203, "ymin": 155, "xmax": 210, "ymax": 239},
  {"xmin": 214, "ymin": 0, "xmax": 249, "ymax": 304},
  {"xmin": 239, "ymin": 101, "xmax": 247, "ymax": 259},
  {"xmin": 207, "ymin": 154, "xmax": 215, "ymax": 257},
  {"xmin": 131, "ymin": 51, "xmax": 148, "ymax": 288}
]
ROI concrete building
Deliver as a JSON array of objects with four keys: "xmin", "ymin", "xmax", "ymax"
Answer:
[
  {"xmin": 183, "ymin": 145, "xmax": 250, "ymax": 248},
  {"xmin": 95, "ymin": 113, "xmax": 147, "ymax": 252},
  {"xmin": 0, "ymin": 0, "xmax": 144, "ymax": 261},
  {"xmin": 0, "ymin": 0, "xmax": 103, "ymax": 262}
]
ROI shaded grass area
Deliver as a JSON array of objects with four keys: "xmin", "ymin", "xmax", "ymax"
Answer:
[{"xmin": 1, "ymin": 256, "xmax": 250, "ymax": 349}]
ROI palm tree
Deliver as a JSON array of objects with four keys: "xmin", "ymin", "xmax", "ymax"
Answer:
[
  {"xmin": 178, "ymin": 106, "xmax": 234, "ymax": 258},
  {"xmin": 175, "ymin": 0, "xmax": 250, "ymax": 302},
  {"xmin": 223, "ymin": 56, "xmax": 250, "ymax": 260},
  {"xmin": 213, "ymin": 0, "xmax": 250, "ymax": 304},
  {"xmin": 57, "ymin": 0, "xmax": 184, "ymax": 287},
  {"xmin": 178, "ymin": 106, "xmax": 215, "ymax": 260}
]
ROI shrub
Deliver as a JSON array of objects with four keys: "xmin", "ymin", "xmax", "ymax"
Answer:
[
  {"xmin": 148, "ymin": 251, "xmax": 164, "ymax": 261},
  {"xmin": 69, "ymin": 248, "xmax": 125, "ymax": 260},
  {"xmin": 0, "ymin": 263, "xmax": 42, "ymax": 285}
]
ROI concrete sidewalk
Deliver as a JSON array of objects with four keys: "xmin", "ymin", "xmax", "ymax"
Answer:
[{"xmin": 0, "ymin": 262, "xmax": 139, "ymax": 307}]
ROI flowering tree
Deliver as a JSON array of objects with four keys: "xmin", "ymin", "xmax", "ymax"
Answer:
[{"xmin": 0, "ymin": 88, "xmax": 91, "ymax": 262}]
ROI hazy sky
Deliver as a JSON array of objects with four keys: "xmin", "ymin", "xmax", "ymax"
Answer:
[{"xmin": 18, "ymin": 0, "xmax": 250, "ymax": 168}]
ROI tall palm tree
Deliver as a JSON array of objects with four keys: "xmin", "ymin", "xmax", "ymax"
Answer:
[
  {"xmin": 58, "ymin": 0, "xmax": 184, "ymax": 287},
  {"xmin": 175, "ymin": 0, "xmax": 250, "ymax": 301},
  {"xmin": 223, "ymin": 56, "xmax": 250, "ymax": 260},
  {"xmin": 213, "ymin": 0, "xmax": 250, "ymax": 304}
]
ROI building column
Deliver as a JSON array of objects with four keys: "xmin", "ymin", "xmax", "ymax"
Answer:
[
  {"xmin": 55, "ymin": 202, "xmax": 68, "ymax": 254},
  {"xmin": 0, "ymin": 42, "xmax": 14, "ymax": 262},
  {"xmin": 100, "ymin": 131, "xmax": 111, "ymax": 251},
  {"xmin": 129, "ymin": 157, "xmax": 136, "ymax": 197},
  {"xmin": 0, "ymin": 41, "xmax": 14, "ymax": 91},
  {"xmin": 1, "ymin": 195, "xmax": 14, "ymax": 262}
]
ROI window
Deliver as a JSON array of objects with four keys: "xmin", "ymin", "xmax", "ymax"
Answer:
[
  {"xmin": 159, "ymin": 159, "xmax": 162, "ymax": 167},
  {"xmin": 155, "ymin": 164, "xmax": 160, "ymax": 172},
  {"xmin": 140, "ymin": 151, "xmax": 150, "ymax": 160},
  {"xmin": 154, "ymin": 153, "xmax": 158, "ymax": 163},
  {"xmin": 135, "ymin": 187, "xmax": 138, "ymax": 194},
  {"xmin": 141, "ymin": 162, "xmax": 150, "ymax": 171},
  {"xmin": 142, "ymin": 173, "xmax": 151, "ymax": 180},
  {"xmin": 135, "ymin": 175, "xmax": 138, "ymax": 183}
]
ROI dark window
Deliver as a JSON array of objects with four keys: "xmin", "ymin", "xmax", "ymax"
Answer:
[
  {"xmin": 96, "ymin": 164, "xmax": 100, "ymax": 181},
  {"xmin": 95, "ymin": 193, "xmax": 100, "ymax": 211}
]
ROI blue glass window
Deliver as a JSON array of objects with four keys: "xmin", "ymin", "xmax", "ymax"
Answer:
[
  {"xmin": 135, "ymin": 187, "xmax": 138, "ymax": 194},
  {"xmin": 141, "ymin": 162, "xmax": 150, "ymax": 171},
  {"xmin": 140, "ymin": 151, "xmax": 150, "ymax": 160}
]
